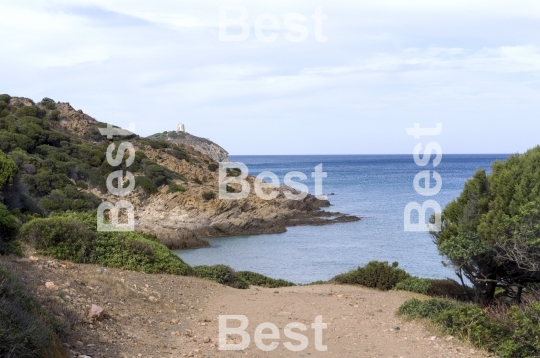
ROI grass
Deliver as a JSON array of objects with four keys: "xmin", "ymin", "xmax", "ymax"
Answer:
[{"xmin": 0, "ymin": 265, "xmax": 69, "ymax": 358}]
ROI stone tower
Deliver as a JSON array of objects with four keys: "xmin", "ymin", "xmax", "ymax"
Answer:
[{"xmin": 177, "ymin": 123, "xmax": 185, "ymax": 133}]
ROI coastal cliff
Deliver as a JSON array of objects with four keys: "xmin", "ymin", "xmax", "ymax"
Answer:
[{"xmin": 0, "ymin": 96, "xmax": 358, "ymax": 250}]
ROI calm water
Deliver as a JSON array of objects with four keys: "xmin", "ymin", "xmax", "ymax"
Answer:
[{"xmin": 176, "ymin": 154, "xmax": 510, "ymax": 284}]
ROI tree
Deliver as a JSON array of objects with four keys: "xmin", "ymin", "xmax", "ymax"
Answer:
[
  {"xmin": 432, "ymin": 146, "xmax": 540, "ymax": 304},
  {"xmin": 0, "ymin": 203, "xmax": 20, "ymax": 254},
  {"xmin": 0, "ymin": 150, "xmax": 18, "ymax": 189}
]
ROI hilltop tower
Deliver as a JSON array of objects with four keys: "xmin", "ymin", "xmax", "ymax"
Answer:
[{"xmin": 177, "ymin": 123, "xmax": 185, "ymax": 133}]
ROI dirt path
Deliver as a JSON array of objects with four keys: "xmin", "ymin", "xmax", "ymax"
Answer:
[{"xmin": 1, "ymin": 256, "xmax": 493, "ymax": 358}]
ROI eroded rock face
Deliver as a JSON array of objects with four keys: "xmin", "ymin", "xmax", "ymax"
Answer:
[{"xmin": 160, "ymin": 132, "xmax": 229, "ymax": 162}]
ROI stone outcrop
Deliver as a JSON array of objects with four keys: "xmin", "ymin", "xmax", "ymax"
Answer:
[{"xmin": 150, "ymin": 131, "xmax": 229, "ymax": 162}]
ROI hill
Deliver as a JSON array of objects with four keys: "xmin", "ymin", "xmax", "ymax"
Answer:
[{"xmin": 0, "ymin": 94, "xmax": 358, "ymax": 249}]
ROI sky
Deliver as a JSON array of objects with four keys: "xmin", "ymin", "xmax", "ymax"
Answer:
[{"xmin": 1, "ymin": 0, "xmax": 540, "ymax": 155}]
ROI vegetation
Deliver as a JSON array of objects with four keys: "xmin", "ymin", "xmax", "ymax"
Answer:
[
  {"xmin": 202, "ymin": 191, "xmax": 216, "ymax": 201},
  {"xmin": 395, "ymin": 277, "xmax": 469, "ymax": 300},
  {"xmin": 193, "ymin": 265, "xmax": 249, "ymax": 289},
  {"xmin": 227, "ymin": 168, "xmax": 242, "ymax": 177},
  {"xmin": 167, "ymin": 182, "xmax": 186, "ymax": 193},
  {"xmin": 193, "ymin": 266, "xmax": 296, "ymax": 289},
  {"xmin": 19, "ymin": 212, "xmax": 193, "ymax": 276},
  {"xmin": 332, "ymin": 261, "xmax": 411, "ymax": 290},
  {"xmin": 399, "ymin": 298, "xmax": 540, "ymax": 357},
  {"xmin": 0, "ymin": 265, "xmax": 69, "ymax": 358},
  {"xmin": 0, "ymin": 150, "xmax": 17, "ymax": 189},
  {"xmin": 0, "ymin": 94, "xmax": 186, "ymax": 220},
  {"xmin": 236, "ymin": 271, "xmax": 296, "ymax": 288},
  {"xmin": 0, "ymin": 204, "xmax": 20, "ymax": 255},
  {"xmin": 432, "ymin": 146, "xmax": 540, "ymax": 304},
  {"xmin": 394, "ymin": 277, "xmax": 431, "ymax": 294}
]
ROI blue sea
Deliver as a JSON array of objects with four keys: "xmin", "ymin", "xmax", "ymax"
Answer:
[{"xmin": 176, "ymin": 154, "xmax": 510, "ymax": 284}]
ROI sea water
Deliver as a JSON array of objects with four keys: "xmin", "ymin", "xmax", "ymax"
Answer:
[{"xmin": 176, "ymin": 154, "xmax": 509, "ymax": 284}]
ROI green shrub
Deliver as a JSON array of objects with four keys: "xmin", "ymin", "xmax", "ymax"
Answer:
[
  {"xmin": 395, "ymin": 277, "xmax": 431, "ymax": 294},
  {"xmin": 236, "ymin": 271, "xmax": 296, "ymax": 288},
  {"xmin": 39, "ymin": 98, "xmax": 56, "ymax": 110},
  {"xmin": 0, "ymin": 94, "xmax": 10, "ymax": 103},
  {"xmin": 15, "ymin": 106, "xmax": 45, "ymax": 119},
  {"xmin": 0, "ymin": 265, "xmax": 69, "ymax": 358},
  {"xmin": 207, "ymin": 163, "xmax": 219, "ymax": 172},
  {"xmin": 194, "ymin": 265, "xmax": 249, "ymax": 289},
  {"xmin": 167, "ymin": 183, "xmax": 186, "ymax": 193},
  {"xmin": 19, "ymin": 217, "xmax": 96, "ymax": 262},
  {"xmin": 398, "ymin": 298, "xmax": 458, "ymax": 319},
  {"xmin": 399, "ymin": 298, "xmax": 540, "ymax": 357},
  {"xmin": 0, "ymin": 204, "xmax": 20, "ymax": 255},
  {"xmin": 0, "ymin": 150, "xmax": 18, "ymax": 189},
  {"xmin": 428, "ymin": 279, "xmax": 470, "ymax": 300},
  {"xmin": 332, "ymin": 261, "xmax": 411, "ymax": 290},
  {"xmin": 0, "ymin": 109, "xmax": 9, "ymax": 118},
  {"xmin": 202, "ymin": 191, "xmax": 215, "ymax": 201},
  {"xmin": 19, "ymin": 213, "xmax": 193, "ymax": 276},
  {"xmin": 193, "ymin": 177, "xmax": 203, "ymax": 184},
  {"xmin": 48, "ymin": 110, "xmax": 60, "ymax": 121},
  {"xmin": 137, "ymin": 176, "xmax": 158, "ymax": 195},
  {"xmin": 227, "ymin": 168, "xmax": 242, "ymax": 177},
  {"xmin": 76, "ymin": 180, "xmax": 88, "ymax": 190}
]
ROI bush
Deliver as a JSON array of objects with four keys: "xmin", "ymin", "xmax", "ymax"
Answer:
[
  {"xmin": 207, "ymin": 163, "xmax": 219, "ymax": 172},
  {"xmin": 19, "ymin": 217, "xmax": 96, "ymax": 262},
  {"xmin": 227, "ymin": 168, "xmax": 242, "ymax": 177},
  {"xmin": 0, "ymin": 204, "xmax": 20, "ymax": 255},
  {"xmin": 19, "ymin": 213, "xmax": 193, "ymax": 276},
  {"xmin": 236, "ymin": 271, "xmax": 296, "ymax": 288},
  {"xmin": 0, "ymin": 265, "xmax": 69, "ymax": 358},
  {"xmin": 194, "ymin": 265, "xmax": 249, "ymax": 289},
  {"xmin": 398, "ymin": 298, "xmax": 458, "ymax": 319},
  {"xmin": 332, "ymin": 261, "xmax": 411, "ymax": 290},
  {"xmin": 167, "ymin": 183, "xmax": 186, "ymax": 193},
  {"xmin": 399, "ymin": 298, "xmax": 540, "ymax": 357},
  {"xmin": 39, "ymin": 98, "xmax": 56, "ymax": 110},
  {"xmin": 48, "ymin": 110, "xmax": 60, "ymax": 121},
  {"xmin": 137, "ymin": 177, "xmax": 158, "ymax": 195},
  {"xmin": 395, "ymin": 277, "xmax": 431, "ymax": 294},
  {"xmin": 0, "ymin": 150, "xmax": 18, "ymax": 189},
  {"xmin": 202, "ymin": 191, "xmax": 215, "ymax": 201},
  {"xmin": 76, "ymin": 180, "xmax": 88, "ymax": 190},
  {"xmin": 15, "ymin": 106, "xmax": 45, "ymax": 119},
  {"xmin": 428, "ymin": 279, "xmax": 470, "ymax": 300},
  {"xmin": 193, "ymin": 178, "xmax": 203, "ymax": 184}
]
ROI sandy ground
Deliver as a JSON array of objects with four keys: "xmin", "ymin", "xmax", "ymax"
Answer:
[{"xmin": 1, "ymin": 256, "xmax": 494, "ymax": 358}]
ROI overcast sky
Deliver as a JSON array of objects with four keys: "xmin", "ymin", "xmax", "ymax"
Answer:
[{"xmin": 1, "ymin": 1, "xmax": 540, "ymax": 155}]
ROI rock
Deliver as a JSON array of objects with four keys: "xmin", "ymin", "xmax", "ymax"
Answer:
[
  {"xmin": 148, "ymin": 296, "xmax": 158, "ymax": 302},
  {"xmin": 392, "ymin": 326, "xmax": 400, "ymax": 331},
  {"xmin": 45, "ymin": 281, "xmax": 58, "ymax": 290},
  {"xmin": 203, "ymin": 337, "xmax": 211, "ymax": 343},
  {"xmin": 29, "ymin": 256, "xmax": 39, "ymax": 261},
  {"xmin": 90, "ymin": 304, "xmax": 104, "ymax": 320}
]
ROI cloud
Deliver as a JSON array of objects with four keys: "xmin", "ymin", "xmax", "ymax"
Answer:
[{"xmin": 1, "ymin": 1, "xmax": 540, "ymax": 154}]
